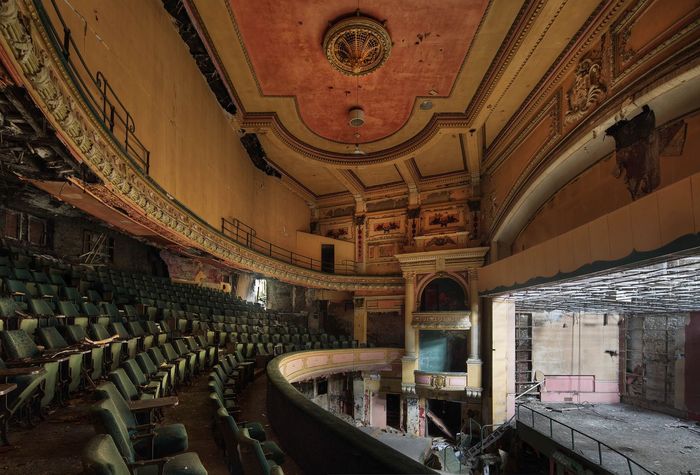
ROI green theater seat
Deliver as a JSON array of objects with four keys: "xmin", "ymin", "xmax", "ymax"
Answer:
[
  {"xmin": 82, "ymin": 433, "xmax": 207, "ymax": 475},
  {"xmin": 94, "ymin": 382, "xmax": 188, "ymax": 459}
]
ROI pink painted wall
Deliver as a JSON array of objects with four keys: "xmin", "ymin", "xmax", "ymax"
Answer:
[
  {"xmin": 541, "ymin": 375, "xmax": 619, "ymax": 404},
  {"xmin": 371, "ymin": 393, "xmax": 387, "ymax": 428},
  {"xmin": 686, "ymin": 312, "xmax": 700, "ymax": 421}
]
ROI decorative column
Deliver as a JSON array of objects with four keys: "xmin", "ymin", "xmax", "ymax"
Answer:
[
  {"xmin": 403, "ymin": 271, "xmax": 417, "ymax": 358},
  {"xmin": 401, "ymin": 271, "xmax": 420, "ymax": 435},
  {"xmin": 353, "ymin": 297, "xmax": 367, "ymax": 344},
  {"xmin": 467, "ymin": 268, "xmax": 482, "ymax": 389}
]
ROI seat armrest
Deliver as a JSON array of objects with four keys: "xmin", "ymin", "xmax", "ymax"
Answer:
[{"xmin": 128, "ymin": 396, "xmax": 179, "ymax": 412}]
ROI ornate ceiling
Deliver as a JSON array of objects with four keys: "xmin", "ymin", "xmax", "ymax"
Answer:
[{"xmin": 185, "ymin": 0, "xmax": 607, "ymax": 202}]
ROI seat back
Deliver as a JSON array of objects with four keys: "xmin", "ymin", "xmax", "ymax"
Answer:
[
  {"xmin": 136, "ymin": 354, "xmax": 158, "ymax": 375},
  {"xmin": 108, "ymin": 368, "xmax": 139, "ymax": 401},
  {"xmin": 81, "ymin": 434, "xmax": 131, "ymax": 475},
  {"xmin": 30, "ymin": 298, "xmax": 55, "ymax": 317},
  {"xmin": 93, "ymin": 382, "xmax": 137, "ymax": 428},
  {"xmin": 0, "ymin": 329, "xmax": 40, "ymax": 359},
  {"xmin": 90, "ymin": 398, "xmax": 137, "ymax": 463},
  {"xmin": 237, "ymin": 428, "xmax": 273, "ymax": 475},
  {"xmin": 122, "ymin": 359, "xmax": 148, "ymax": 386},
  {"xmin": 90, "ymin": 324, "xmax": 111, "ymax": 340},
  {"xmin": 36, "ymin": 326, "xmax": 69, "ymax": 349},
  {"xmin": 57, "ymin": 300, "xmax": 80, "ymax": 318}
]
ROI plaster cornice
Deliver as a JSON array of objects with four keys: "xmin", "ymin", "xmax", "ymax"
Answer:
[{"xmin": 0, "ymin": 0, "xmax": 402, "ymax": 292}]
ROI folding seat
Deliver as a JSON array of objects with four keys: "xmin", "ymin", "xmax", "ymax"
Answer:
[
  {"xmin": 237, "ymin": 425, "xmax": 285, "ymax": 473},
  {"xmin": 121, "ymin": 359, "xmax": 162, "ymax": 398},
  {"xmin": 82, "ymin": 301, "xmax": 109, "ymax": 326},
  {"xmin": 144, "ymin": 321, "xmax": 167, "ymax": 346},
  {"xmin": 89, "ymin": 400, "xmax": 206, "ymax": 472},
  {"xmin": 100, "ymin": 302, "xmax": 121, "ymax": 321},
  {"xmin": 108, "ymin": 368, "xmax": 153, "ymax": 401},
  {"xmin": 0, "ymin": 330, "xmax": 63, "ymax": 407},
  {"xmin": 0, "ymin": 357, "xmax": 46, "ymax": 443},
  {"xmin": 90, "ymin": 323, "xmax": 123, "ymax": 371},
  {"xmin": 138, "ymin": 351, "xmax": 175, "ymax": 393},
  {"xmin": 172, "ymin": 340, "xmax": 198, "ymax": 377},
  {"xmin": 61, "ymin": 286, "xmax": 81, "ymax": 305},
  {"xmin": 107, "ymin": 322, "xmax": 138, "ymax": 360},
  {"xmin": 94, "ymin": 382, "xmax": 187, "ymax": 457},
  {"xmin": 127, "ymin": 321, "xmax": 154, "ymax": 350},
  {"xmin": 0, "ymin": 297, "xmax": 35, "ymax": 333},
  {"xmin": 29, "ymin": 298, "xmax": 59, "ymax": 328},
  {"xmin": 217, "ymin": 406, "xmax": 285, "ymax": 469},
  {"xmin": 11, "ymin": 267, "xmax": 32, "ymax": 282},
  {"xmin": 156, "ymin": 344, "xmax": 188, "ymax": 385},
  {"xmin": 341, "ymin": 340, "xmax": 350, "ymax": 349},
  {"xmin": 55, "ymin": 300, "xmax": 88, "ymax": 328},
  {"xmin": 36, "ymin": 327, "xmax": 85, "ymax": 393},
  {"xmin": 62, "ymin": 325, "xmax": 105, "ymax": 381},
  {"xmin": 0, "ymin": 265, "xmax": 12, "ymax": 280},
  {"xmin": 123, "ymin": 304, "xmax": 139, "ymax": 320},
  {"xmin": 181, "ymin": 336, "xmax": 210, "ymax": 368},
  {"xmin": 48, "ymin": 271, "xmax": 67, "ymax": 287},
  {"xmin": 85, "ymin": 289, "xmax": 102, "ymax": 303},
  {"xmin": 30, "ymin": 271, "xmax": 49, "ymax": 284}
]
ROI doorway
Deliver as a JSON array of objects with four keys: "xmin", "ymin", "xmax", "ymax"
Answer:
[
  {"xmin": 321, "ymin": 244, "xmax": 335, "ymax": 273},
  {"xmin": 386, "ymin": 393, "xmax": 400, "ymax": 429}
]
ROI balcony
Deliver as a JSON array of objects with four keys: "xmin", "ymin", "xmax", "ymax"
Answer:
[{"xmin": 414, "ymin": 368, "xmax": 482, "ymax": 399}]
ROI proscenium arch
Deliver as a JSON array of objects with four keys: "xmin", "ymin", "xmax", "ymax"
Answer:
[
  {"xmin": 490, "ymin": 65, "xmax": 700, "ymax": 251},
  {"xmin": 416, "ymin": 273, "xmax": 469, "ymax": 311}
]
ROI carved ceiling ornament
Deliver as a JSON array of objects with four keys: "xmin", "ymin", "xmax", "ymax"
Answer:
[
  {"xmin": 0, "ymin": 0, "xmax": 403, "ymax": 292},
  {"xmin": 323, "ymin": 14, "xmax": 392, "ymax": 77},
  {"xmin": 564, "ymin": 44, "xmax": 607, "ymax": 126}
]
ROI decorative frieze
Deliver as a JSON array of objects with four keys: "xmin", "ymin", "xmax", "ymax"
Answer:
[{"xmin": 411, "ymin": 311, "xmax": 472, "ymax": 330}]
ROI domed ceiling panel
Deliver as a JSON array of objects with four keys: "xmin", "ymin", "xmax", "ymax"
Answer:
[{"xmin": 228, "ymin": 0, "xmax": 489, "ymax": 144}]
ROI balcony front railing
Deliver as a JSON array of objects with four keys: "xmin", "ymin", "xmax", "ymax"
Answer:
[
  {"xmin": 35, "ymin": 0, "xmax": 151, "ymax": 174},
  {"xmin": 221, "ymin": 217, "xmax": 358, "ymax": 275},
  {"xmin": 516, "ymin": 404, "xmax": 654, "ymax": 474}
]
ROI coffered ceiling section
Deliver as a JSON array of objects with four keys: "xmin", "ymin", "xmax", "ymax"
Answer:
[{"xmin": 227, "ymin": 0, "xmax": 488, "ymax": 144}]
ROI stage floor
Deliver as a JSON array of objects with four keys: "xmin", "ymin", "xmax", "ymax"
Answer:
[{"xmin": 517, "ymin": 402, "xmax": 699, "ymax": 474}]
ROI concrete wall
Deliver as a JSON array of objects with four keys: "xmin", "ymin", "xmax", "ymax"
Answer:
[
  {"xmin": 532, "ymin": 312, "xmax": 620, "ymax": 404},
  {"xmin": 685, "ymin": 313, "xmax": 700, "ymax": 420},
  {"xmin": 50, "ymin": 0, "xmax": 310, "ymax": 253}
]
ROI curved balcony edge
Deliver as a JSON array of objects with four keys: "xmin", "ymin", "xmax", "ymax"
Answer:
[
  {"xmin": 0, "ymin": 0, "xmax": 403, "ymax": 292},
  {"xmin": 266, "ymin": 348, "xmax": 437, "ymax": 474}
]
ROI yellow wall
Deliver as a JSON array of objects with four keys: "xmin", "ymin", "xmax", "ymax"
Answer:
[
  {"xmin": 295, "ymin": 231, "xmax": 355, "ymax": 269},
  {"xmin": 479, "ymin": 171, "xmax": 700, "ymax": 293},
  {"xmin": 50, "ymin": 0, "xmax": 309, "ymax": 251},
  {"xmin": 513, "ymin": 111, "xmax": 700, "ymax": 252}
]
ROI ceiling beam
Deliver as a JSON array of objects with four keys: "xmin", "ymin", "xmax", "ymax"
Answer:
[
  {"xmin": 462, "ymin": 127, "xmax": 483, "ymax": 196},
  {"xmin": 330, "ymin": 168, "xmax": 366, "ymax": 212},
  {"xmin": 395, "ymin": 160, "xmax": 420, "ymax": 207}
]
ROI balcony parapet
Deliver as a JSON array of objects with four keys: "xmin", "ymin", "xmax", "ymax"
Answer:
[
  {"xmin": 267, "ymin": 348, "xmax": 435, "ymax": 474},
  {"xmin": 411, "ymin": 311, "xmax": 472, "ymax": 330},
  {"xmin": 414, "ymin": 369, "xmax": 482, "ymax": 399}
]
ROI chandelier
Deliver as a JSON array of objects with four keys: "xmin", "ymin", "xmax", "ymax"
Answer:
[{"xmin": 323, "ymin": 14, "xmax": 392, "ymax": 77}]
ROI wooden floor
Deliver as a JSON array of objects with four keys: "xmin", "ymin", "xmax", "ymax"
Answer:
[{"xmin": 0, "ymin": 364, "xmax": 304, "ymax": 475}]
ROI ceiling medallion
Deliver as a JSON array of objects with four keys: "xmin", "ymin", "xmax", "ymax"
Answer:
[{"xmin": 323, "ymin": 14, "xmax": 391, "ymax": 76}]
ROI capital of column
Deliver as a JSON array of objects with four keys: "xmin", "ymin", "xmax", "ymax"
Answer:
[{"xmin": 403, "ymin": 270, "xmax": 417, "ymax": 282}]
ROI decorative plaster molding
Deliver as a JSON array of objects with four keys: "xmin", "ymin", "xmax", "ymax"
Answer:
[
  {"xmin": 0, "ymin": 0, "xmax": 403, "ymax": 292},
  {"xmin": 411, "ymin": 311, "xmax": 472, "ymax": 330}
]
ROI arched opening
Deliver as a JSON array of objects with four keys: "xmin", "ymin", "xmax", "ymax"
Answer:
[{"xmin": 419, "ymin": 277, "xmax": 467, "ymax": 312}]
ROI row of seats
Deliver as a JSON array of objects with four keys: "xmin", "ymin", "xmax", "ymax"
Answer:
[{"xmin": 208, "ymin": 354, "xmax": 286, "ymax": 474}]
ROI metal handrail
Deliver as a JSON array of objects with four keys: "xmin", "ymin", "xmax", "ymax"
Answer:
[
  {"xmin": 221, "ymin": 217, "xmax": 358, "ymax": 275},
  {"xmin": 34, "ymin": 0, "xmax": 151, "ymax": 174},
  {"xmin": 516, "ymin": 404, "xmax": 655, "ymax": 474},
  {"xmin": 515, "ymin": 380, "xmax": 543, "ymax": 400}
]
